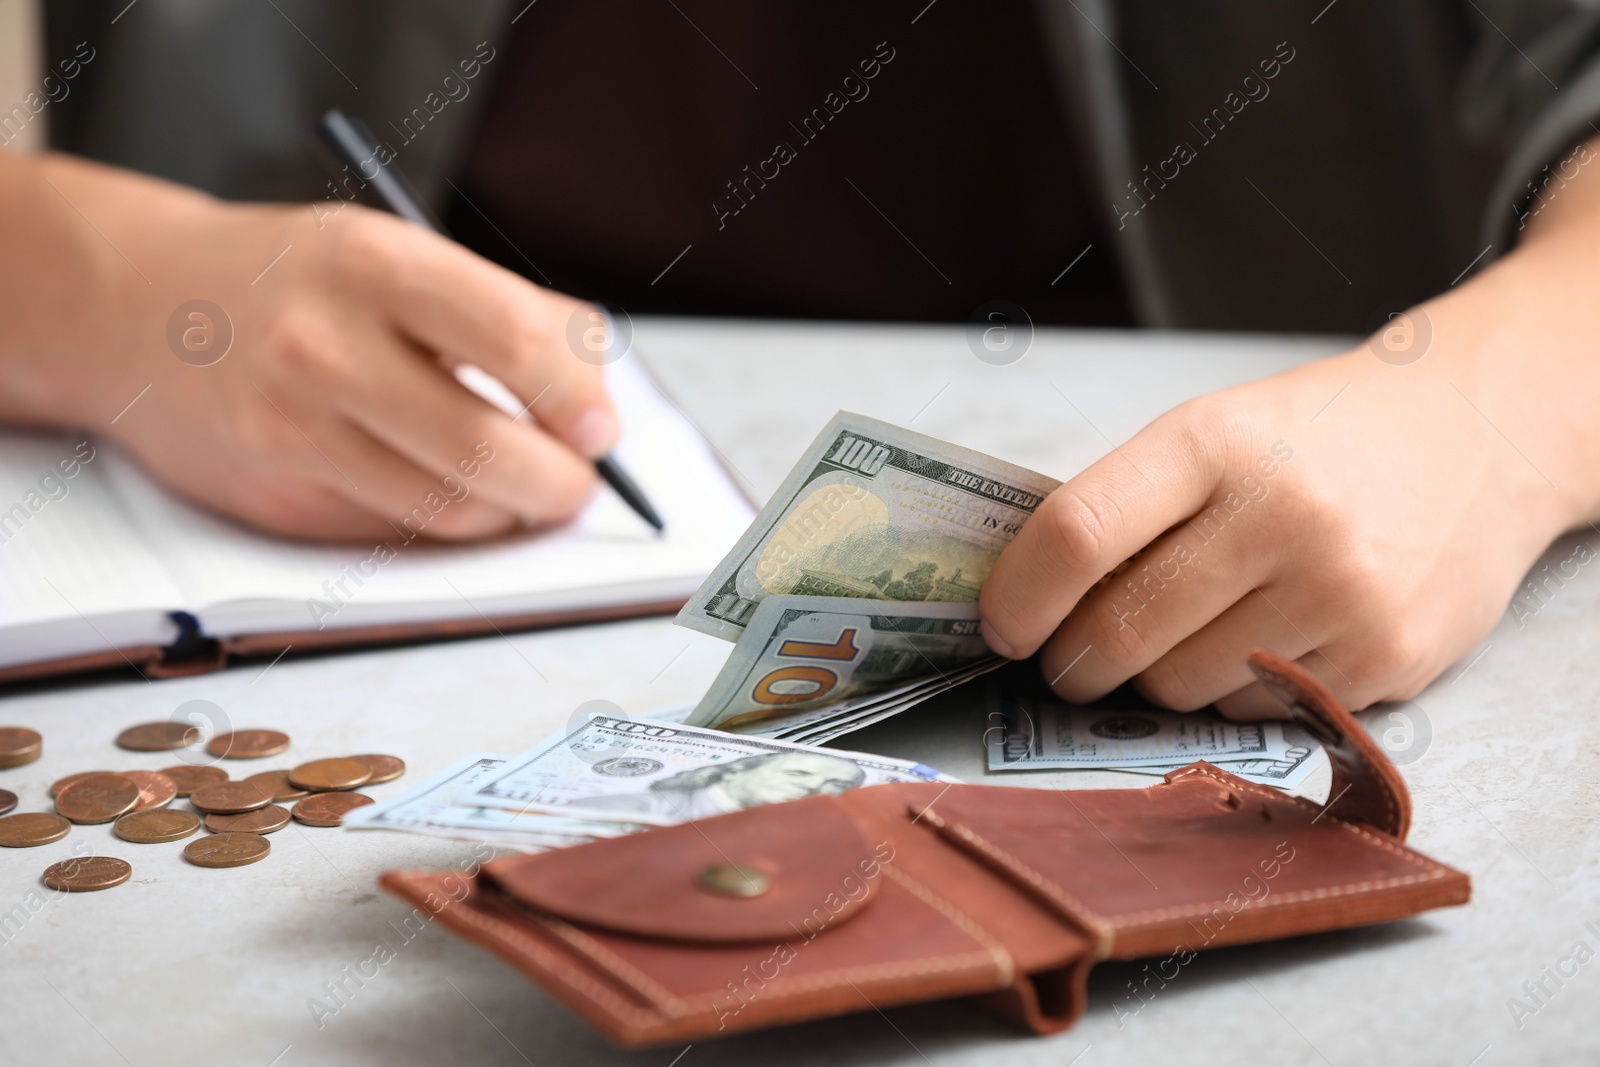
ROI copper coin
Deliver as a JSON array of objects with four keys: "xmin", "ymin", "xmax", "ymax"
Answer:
[
  {"xmin": 157, "ymin": 764, "xmax": 229, "ymax": 797},
  {"xmin": 117, "ymin": 770, "xmax": 177, "ymax": 813},
  {"xmin": 288, "ymin": 758, "xmax": 372, "ymax": 792},
  {"xmin": 50, "ymin": 770, "xmax": 112, "ymax": 798},
  {"xmin": 243, "ymin": 770, "xmax": 309, "ymax": 803},
  {"xmin": 0, "ymin": 727, "xmax": 42, "ymax": 769},
  {"xmin": 206, "ymin": 805, "xmax": 290, "ymax": 835},
  {"xmin": 55, "ymin": 774, "xmax": 141, "ymax": 824},
  {"xmin": 115, "ymin": 721, "xmax": 201, "ymax": 751},
  {"xmin": 0, "ymin": 812, "xmax": 71, "ymax": 847},
  {"xmin": 348, "ymin": 754, "xmax": 405, "ymax": 785},
  {"xmin": 292, "ymin": 792, "xmax": 373, "ymax": 827},
  {"xmin": 189, "ymin": 780, "xmax": 273, "ymax": 814},
  {"xmin": 184, "ymin": 832, "xmax": 270, "ymax": 868},
  {"xmin": 0, "ymin": 789, "xmax": 15, "ymax": 816},
  {"xmin": 207, "ymin": 729, "xmax": 290, "ymax": 760},
  {"xmin": 115, "ymin": 809, "xmax": 202, "ymax": 843},
  {"xmin": 43, "ymin": 855, "xmax": 131, "ymax": 892}
]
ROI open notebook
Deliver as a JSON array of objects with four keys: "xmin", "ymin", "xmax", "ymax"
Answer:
[{"xmin": 0, "ymin": 359, "xmax": 754, "ymax": 682}]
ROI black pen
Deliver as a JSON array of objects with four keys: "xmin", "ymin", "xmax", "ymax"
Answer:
[{"xmin": 313, "ymin": 108, "xmax": 665, "ymax": 534}]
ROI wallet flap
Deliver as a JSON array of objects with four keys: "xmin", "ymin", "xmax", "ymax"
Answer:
[
  {"xmin": 1247, "ymin": 650, "xmax": 1412, "ymax": 839},
  {"xmin": 918, "ymin": 767, "xmax": 1468, "ymax": 960},
  {"xmin": 479, "ymin": 795, "xmax": 880, "ymax": 942}
]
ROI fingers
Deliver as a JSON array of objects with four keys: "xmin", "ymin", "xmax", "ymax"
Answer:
[
  {"xmin": 341, "ymin": 334, "xmax": 597, "ymax": 527},
  {"xmin": 1126, "ymin": 589, "xmax": 1318, "ymax": 709},
  {"xmin": 980, "ymin": 409, "xmax": 1224, "ymax": 660},
  {"xmin": 340, "ymin": 212, "xmax": 619, "ymax": 457},
  {"xmin": 317, "ymin": 422, "xmax": 520, "ymax": 541},
  {"xmin": 1035, "ymin": 520, "xmax": 1274, "ymax": 702},
  {"xmin": 1214, "ymin": 633, "xmax": 1433, "ymax": 720},
  {"xmin": 218, "ymin": 479, "xmax": 399, "ymax": 544},
  {"xmin": 1212, "ymin": 648, "xmax": 1359, "ymax": 721}
]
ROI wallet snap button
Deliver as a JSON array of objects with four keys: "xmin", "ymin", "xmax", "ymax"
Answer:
[{"xmin": 697, "ymin": 864, "xmax": 771, "ymax": 898}]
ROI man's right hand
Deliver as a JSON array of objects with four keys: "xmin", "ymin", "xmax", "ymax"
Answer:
[{"xmin": 0, "ymin": 152, "xmax": 618, "ymax": 541}]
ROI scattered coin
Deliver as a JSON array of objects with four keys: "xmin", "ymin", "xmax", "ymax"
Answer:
[
  {"xmin": 184, "ymin": 832, "xmax": 270, "ymax": 868},
  {"xmin": 55, "ymin": 774, "xmax": 141, "ymax": 824},
  {"xmin": 207, "ymin": 729, "xmax": 290, "ymax": 760},
  {"xmin": 115, "ymin": 721, "xmax": 201, "ymax": 751},
  {"xmin": 50, "ymin": 770, "xmax": 111, "ymax": 798},
  {"xmin": 43, "ymin": 855, "xmax": 132, "ymax": 892},
  {"xmin": 205, "ymin": 805, "xmax": 290, "ymax": 835},
  {"xmin": 157, "ymin": 764, "xmax": 229, "ymax": 798},
  {"xmin": 348, "ymin": 754, "xmax": 405, "ymax": 784},
  {"xmin": 115, "ymin": 809, "xmax": 202, "ymax": 843},
  {"xmin": 292, "ymin": 792, "xmax": 373, "ymax": 827},
  {"xmin": 0, "ymin": 789, "xmax": 15, "ymax": 816},
  {"xmin": 189, "ymin": 781, "xmax": 274, "ymax": 814},
  {"xmin": 0, "ymin": 812, "xmax": 71, "ymax": 847},
  {"xmin": 288, "ymin": 758, "xmax": 372, "ymax": 792},
  {"xmin": 0, "ymin": 727, "xmax": 42, "ymax": 769},
  {"xmin": 243, "ymin": 770, "xmax": 309, "ymax": 803},
  {"xmin": 118, "ymin": 770, "xmax": 178, "ymax": 813}
]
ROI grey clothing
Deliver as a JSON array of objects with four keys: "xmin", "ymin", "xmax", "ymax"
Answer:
[{"xmin": 40, "ymin": 0, "xmax": 1600, "ymax": 331}]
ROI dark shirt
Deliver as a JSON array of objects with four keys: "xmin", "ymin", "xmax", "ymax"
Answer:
[{"xmin": 444, "ymin": 0, "xmax": 1133, "ymax": 325}]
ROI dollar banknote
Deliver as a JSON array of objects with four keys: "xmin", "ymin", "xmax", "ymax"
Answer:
[
  {"xmin": 747, "ymin": 659, "xmax": 1002, "ymax": 746},
  {"xmin": 1107, "ymin": 723, "xmax": 1329, "ymax": 790},
  {"xmin": 675, "ymin": 412, "xmax": 1061, "ymax": 642},
  {"xmin": 343, "ymin": 752, "xmax": 638, "ymax": 848},
  {"xmin": 469, "ymin": 713, "xmax": 954, "ymax": 826},
  {"xmin": 985, "ymin": 693, "xmax": 1291, "ymax": 770},
  {"xmin": 685, "ymin": 593, "xmax": 1001, "ymax": 732}
]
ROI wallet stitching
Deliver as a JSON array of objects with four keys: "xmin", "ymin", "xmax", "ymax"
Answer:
[
  {"xmin": 1107, "ymin": 871, "xmax": 1450, "ymax": 929},
  {"xmin": 1183, "ymin": 766, "xmax": 1438, "ymax": 870},
  {"xmin": 930, "ymin": 819, "xmax": 1116, "ymax": 960},
  {"xmin": 533, "ymin": 911, "xmax": 692, "ymax": 1018},
  {"xmin": 534, "ymin": 878, "xmax": 1010, "ymax": 1018},
  {"xmin": 1098, "ymin": 767, "xmax": 1453, "ymax": 930},
  {"xmin": 1262, "ymin": 665, "xmax": 1402, "ymax": 835},
  {"xmin": 674, "ymin": 952, "xmax": 1006, "ymax": 1007},
  {"xmin": 880, "ymin": 863, "xmax": 1016, "ymax": 986},
  {"xmin": 436, "ymin": 891, "xmax": 662, "ymax": 1029},
  {"xmin": 1327, "ymin": 747, "xmax": 1398, "ymax": 834},
  {"xmin": 1182, "ymin": 767, "xmax": 1428, "ymax": 868},
  {"xmin": 660, "ymin": 863, "xmax": 1016, "ymax": 1006}
]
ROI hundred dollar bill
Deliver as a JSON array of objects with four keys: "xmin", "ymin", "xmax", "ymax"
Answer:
[
  {"xmin": 470, "ymin": 713, "xmax": 954, "ymax": 826},
  {"xmin": 675, "ymin": 412, "xmax": 1061, "ymax": 642},
  {"xmin": 985, "ymin": 695, "xmax": 1289, "ymax": 771},
  {"xmin": 343, "ymin": 753, "xmax": 640, "ymax": 847},
  {"xmin": 1109, "ymin": 723, "xmax": 1328, "ymax": 790},
  {"xmin": 685, "ymin": 593, "xmax": 1000, "ymax": 732},
  {"xmin": 749, "ymin": 659, "xmax": 1002, "ymax": 745}
]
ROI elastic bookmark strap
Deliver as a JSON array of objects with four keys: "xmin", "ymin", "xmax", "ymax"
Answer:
[{"xmin": 1247, "ymin": 650, "xmax": 1412, "ymax": 840}]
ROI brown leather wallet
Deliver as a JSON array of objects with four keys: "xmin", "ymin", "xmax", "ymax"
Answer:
[{"xmin": 381, "ymin": 651, "xmax": 1469, "ymax": 1047}]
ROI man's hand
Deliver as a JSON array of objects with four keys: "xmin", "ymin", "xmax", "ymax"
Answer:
[
  {"xmin": 981, "ymin": 143, "xmax": 1600, "ymax": 717},
  {"xmin": 0, "ymin": 153, "xmax": 617, "ymax": 541}
]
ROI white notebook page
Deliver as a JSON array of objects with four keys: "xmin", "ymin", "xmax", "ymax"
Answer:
[{"xmin": 0, "ymin": 434, "xmax": 184, "ymax": 668}]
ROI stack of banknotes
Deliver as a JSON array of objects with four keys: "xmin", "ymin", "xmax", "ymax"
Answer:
[
  {"xmin": 346, "ymin": 697, "xmax": 1323, "ymax": 853},
  {"xmin": 345, "ymin": 711, "xmax": 955, "ymax": 851},
  {"xmin": 670, "ymin": 411, "xmax": 1323, "ymax": 784},
  {"xmin": 674, "ymin": 412, "xmax": 1059, "ymax": 745},
  {"xmin": 347, "ymin": 412, "xmax": 1325, "ymax": 853}
]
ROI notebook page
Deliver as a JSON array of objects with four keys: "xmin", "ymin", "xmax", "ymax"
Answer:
[
  {"xmin": 103, "ymin": 357, "xmax": 756, "ymax": 638},
  {"xmin": 0, "ymin": 433, "xmax": 183, "ymax": 668}
]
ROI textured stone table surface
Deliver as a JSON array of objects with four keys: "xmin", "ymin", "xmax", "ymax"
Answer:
[{"xmin": 1, "ymin": 318, "xmax": 1595, "ymax": 1067}]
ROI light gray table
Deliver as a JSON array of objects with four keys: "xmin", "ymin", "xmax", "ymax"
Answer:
[{"xmin": 2, "ymin": 318, "xmax": 1595, "ymax": 1067}]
